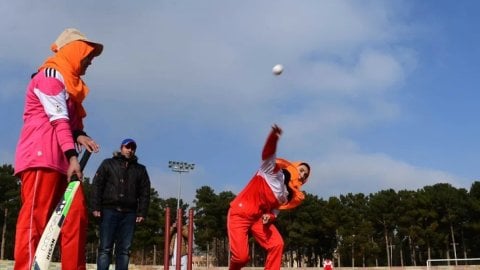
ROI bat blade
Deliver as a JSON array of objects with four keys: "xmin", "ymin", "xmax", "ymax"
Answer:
[
  {"xmin": 32, "ymin": 150, "xmax": 91, "ymax": 270},
  {"xmin": 33, "ymin": 181, "xmax": 80, "ymax": 270}
]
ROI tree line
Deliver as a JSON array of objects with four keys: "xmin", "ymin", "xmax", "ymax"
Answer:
[{"xmin": 1, "ymin": 164, "xmax": 480, "ymax": 267}]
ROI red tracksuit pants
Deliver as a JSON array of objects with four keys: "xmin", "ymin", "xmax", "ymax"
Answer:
[
  {"xmin": 227, "ymin": 209, "xmax": 284, "ymax": 270},
  {"xmin": 14, "ymin": 169, "xmax": 88, "ymax": 270}
]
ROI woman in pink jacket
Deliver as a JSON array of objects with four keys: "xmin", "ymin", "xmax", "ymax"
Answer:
[{"xmin": 13, "ymin": 28, "xmax": 102, "ymax": 270}]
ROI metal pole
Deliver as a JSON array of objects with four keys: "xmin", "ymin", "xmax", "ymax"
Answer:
[
  {"xmin": 187, "ymin": 208, "xmax": 194, "ymax": 270},
  {"xmin": 352, "ymin": 235, "xmax": 355, "ymax": 269},
  {"xmin": 176, "ymin": 208, "xmax": 183, "ymax": 270},
  {"xmin": 176, "ymin": 172, "xmax": 181, "ymax": 210},
  {"xmin": 1, "ymin": 208, "xmax": 7, "ymax": 260},
  {"xmin": 164, "ymin": 207, "xmax": 171, "ymax": 270},
  {"xmin": 451, "ymin": 224, "xmax": 458, "ymax": 266}
]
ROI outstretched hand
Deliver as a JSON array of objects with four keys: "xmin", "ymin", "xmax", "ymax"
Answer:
[
  {"xmin": 272, "ymin": 124, "xmax": 282, "ymax": 136},
  {"xmin": 77, "ymin": 135, "xmax": 100, "ymax": 153}
]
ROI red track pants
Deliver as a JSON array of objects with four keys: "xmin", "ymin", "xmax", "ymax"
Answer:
[
  {"xmin": 14, "ymin": 169, "xmax": 88, "ymax": 270},
  {"xmin": 227, "ymin": 209, "xmax": 284, "ymax": 270}
]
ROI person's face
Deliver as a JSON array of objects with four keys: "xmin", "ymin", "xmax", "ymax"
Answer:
[
  {"xmin": 79, "ymin": 52, "xmax": 95, "ymax": 75},
  {"xmin": 298, "ymin": 164, "xmax": 310, "ymax": 184},
  {"xmin": 121, "ymin": 143, "xmax": 136, "ymax": 159}
]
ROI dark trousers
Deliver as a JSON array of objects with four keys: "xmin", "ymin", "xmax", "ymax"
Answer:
[{"xmin": 97, "ymin": 208, "xmax": 136, "ymax": 270}]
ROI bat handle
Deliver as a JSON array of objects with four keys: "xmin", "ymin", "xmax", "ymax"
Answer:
[
  {"xmin": 71, "ymin": 150, "xmax": 92, "ymax": 182},
  {"xmin": 79, "ymin": 150, "xmax": 92, "ymax": 171}
]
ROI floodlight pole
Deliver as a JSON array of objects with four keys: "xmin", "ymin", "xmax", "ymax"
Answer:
[
  {"xmin": 168, "ymin": 161, "xmax": 195, "ymax": 211},
  {"xmin": 168, "ymin": 161, "xmax": 195, "ymax": 270}
]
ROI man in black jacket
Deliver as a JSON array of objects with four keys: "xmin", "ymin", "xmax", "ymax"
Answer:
[{"xmin": 91, "ymin": 138, "xmax": 151, "ymax": 270}]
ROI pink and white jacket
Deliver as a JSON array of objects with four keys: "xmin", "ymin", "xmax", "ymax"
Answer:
[{"xmin": 14, "ymin": 68, "xmax": 83, "ymax": 175}]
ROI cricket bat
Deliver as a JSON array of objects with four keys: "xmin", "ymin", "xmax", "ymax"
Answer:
[{"xmin": 32, "ymin": 150, "xmax": 91, "ymax": 270}]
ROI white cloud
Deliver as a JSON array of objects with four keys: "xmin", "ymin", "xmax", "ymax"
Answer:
[{"xmin": 312, "ymin": 151, "xmax": 463, "ymax": 198}]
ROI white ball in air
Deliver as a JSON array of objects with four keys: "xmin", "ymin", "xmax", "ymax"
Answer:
[{"xmin": 272, "ymin": 64, "xmax": 284, "ymax": 76}]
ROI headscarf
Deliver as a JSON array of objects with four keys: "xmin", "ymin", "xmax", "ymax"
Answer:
[
  {"xmin": 276, "ymin": 158, "xmax": 311, "ymax": 210},
  {"xmin": 38, "ymin": 40, "xmax": 97, "ymax": 119}
]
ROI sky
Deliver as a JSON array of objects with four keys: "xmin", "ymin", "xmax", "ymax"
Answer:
[{"xmin": 1, "ymin": 1, "xmax": 480, "ymax": 205}]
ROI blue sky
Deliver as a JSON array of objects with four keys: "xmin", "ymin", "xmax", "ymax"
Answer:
[{"xmin": 1, "ymin": 1, "xmax": 480, "ymax": 205}]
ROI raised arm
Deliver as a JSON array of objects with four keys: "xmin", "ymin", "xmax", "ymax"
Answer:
[{"xmin": 262, "ymin": 124, "xmax": 282, "ymax": 160}]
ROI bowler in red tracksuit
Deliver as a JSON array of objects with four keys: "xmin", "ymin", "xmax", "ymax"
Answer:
[{"xmin": 227, "ymin": 124, "xmax": 309, "ymax": 270}]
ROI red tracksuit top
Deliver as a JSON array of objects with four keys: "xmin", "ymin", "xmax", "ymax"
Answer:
[{"xmin": 229, "ymin": 129, "xmax": 289, "ymax": 219}]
